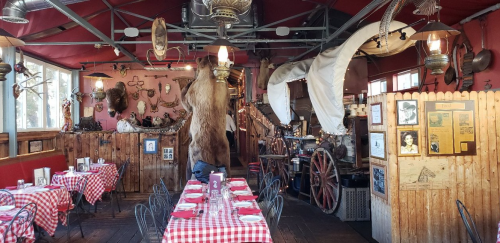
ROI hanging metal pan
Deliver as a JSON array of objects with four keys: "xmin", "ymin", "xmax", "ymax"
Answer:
[{"xmin": 472, "ymin": 22, "xmax": 492, "ymax": 73}]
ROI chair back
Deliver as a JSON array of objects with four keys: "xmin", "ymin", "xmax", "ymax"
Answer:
[
  {"xmin": 135, "ymin": 203, "xmax": 161, "ymax": 243},
  {"xmin": 149, "ymin": 193, "xmax": 172, "ymax": 232},
  {"xmin": 72, "ymin": 177, "xmax": 88, "ymax": 210},
  {"xmin": 266, "ymin": 195, "xmax": 284, "ymax": 236},
  {"xmin": 0, "ymin": 189, "xmax": 15, "ymax": 206},
  {"xmin": 5, "ymin": 202, "xmax": 37, "ymax": 242},
  {"xmin": 259, "ymin": 172, "xmax": 273, "ymax": 193},
  {"xmin": 159, "ymin": 178, "xmax": 174, "ymax": 208},
  {"xmin": 456, "ymin": 200, "xmax": 482, "ymax": 243},
  {"xmin": 110, "ymin": 164, "xmax": 126, "ymax": 191}
]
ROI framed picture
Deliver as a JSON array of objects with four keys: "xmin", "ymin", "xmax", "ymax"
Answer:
[
  {"xmin": 371, "ymin": 163, "xmax": 387, "ymax": 200},
  {"xmin": 397, "ymin": 100, "xmax": 419, "ymax": 126},
  {"xmin": 162, "ymin": 147, "xmax": 174, "ymax": 160},
  {"xmin": 28, "ymin": 140, "xmax": 43, "ymax": 153},
  {"xmin": 370, "ymin": 102, "xmax": 383, "ymax": 125},
  {"xmin": 397, "ymin": 128, "xmax": 421, "ymax": 156},
  {"xmin": 143, "ymin": 138, "xmax": 158, "ymax": 154},
  {"xmin": 369, "ymin": 131, "xmax": 386, "ymax": 160}
]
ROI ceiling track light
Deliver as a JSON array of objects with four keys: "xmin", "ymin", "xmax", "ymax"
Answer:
[
  {"xmin": 399, "ymin": 30, "xmax": 407, "ymax": 40},
  {"xmin": 81, "ymin": 65, "xmax": 86, "ymax": 71}
]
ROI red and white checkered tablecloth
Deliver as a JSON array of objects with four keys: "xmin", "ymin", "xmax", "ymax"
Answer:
[
  {"xmin": 90, "ymin": 163, "xmax": 118, "ymax": 188},
  {"xmin": 9, "ymin": 185, "xmax": 71, "ymax": 236},
  {"xmin": 51, "ymin": 172, "xmax": 105, "ymax": 205},
  {"xmin": 163, "ymin": 178, "xmax": 272, "ymax": 243},
  {"xmin": 0, "ymin": 207, "xmax": 36, "ymax": 243}
]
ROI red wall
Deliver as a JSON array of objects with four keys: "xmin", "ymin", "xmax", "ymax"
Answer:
[
  {"xmin": 369, "ymin": 8, "xmax": 500, "ymax": 92},
  {"xmin": 79, "ymin": 63, "xmax": 195, "ymax": 131}
]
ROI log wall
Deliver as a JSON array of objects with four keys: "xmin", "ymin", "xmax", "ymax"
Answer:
[
  {"xmin": 245, "ymin": 103, "xmax": 275, "ymax": 164},
  {"xmin": 368, "ymin": 91, "xmax": 500, "ymax": 243}
]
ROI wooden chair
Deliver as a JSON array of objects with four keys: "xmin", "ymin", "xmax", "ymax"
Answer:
[
  {"xmin": 4, "ymin": 202, "xmax": 37, "ymax": 243},
  {"xmin": 59, "ymin": 177, "xmax": 87, "ymax": 241},
  {"xmin": 135, "ymin": 204, "xmax": 161, "ymax": 243},
  {"xmin": 0, "ymin": 189, "xmax": 15, "ymax": 206},
  {"xmin": 149, "ymin": 193, "xmax": 172, "ymax": 232},
  {"xmin": 456, "ymin": 200, "xmax": 482, "ymax": 243},
  {"xmin": 266, "ymin": 195, "xmax": 284, "ymax": 237}
]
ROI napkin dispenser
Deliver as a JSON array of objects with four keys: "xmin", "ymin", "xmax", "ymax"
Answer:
[
  {"xmin": 76, "ymin": 158, "xmax": 85, "ymax": 171},
  {"xmin": 209, "ymin": 172, "xmax": 224, "ymax": 195},
  {"xmin": 33, "ymin": 167, "xmax": 51, "ymax": 186}
]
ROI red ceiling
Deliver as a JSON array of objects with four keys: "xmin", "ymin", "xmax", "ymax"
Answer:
[{"xmin": 1, "ymin": 0, "xmax": 499, "ymax": 69}]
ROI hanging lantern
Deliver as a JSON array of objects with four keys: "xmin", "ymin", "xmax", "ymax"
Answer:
[
  {"xmin": 204, "ymin": 38, "xmax": 240, "ymax": 83},
  {"xmin": 0, "ymin": 29, "xmax": 25, "ymax": 81},
  {"xmin": 84, "ymin": 72, "xmax": 112, "ymax": 102}
]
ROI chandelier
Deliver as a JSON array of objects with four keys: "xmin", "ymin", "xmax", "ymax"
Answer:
[{"xmin": 202, "ymin": 0, "xmax": 252, "ymax": 25}]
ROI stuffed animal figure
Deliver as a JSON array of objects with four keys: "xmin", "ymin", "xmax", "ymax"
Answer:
[
  {"xmin": 181, "ymin": 55, "xmax": 230, "ymax": 177},
  {"xmin": 106, "ymin": 81, "xmax": 129, "ymax": 117},
  {"xmin": 152, "ymin": 116, "xmax": 163, "ymax": 127},
  {"xmin": 163, "ymin": 112, "xmax": 172, "ymax": 126},
  {"xmin": 129, "ymin": 111, "xmax": 141, "ymax": 126}
]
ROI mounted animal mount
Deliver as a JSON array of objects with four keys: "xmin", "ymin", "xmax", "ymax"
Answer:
[
  {"xmin": 257, "ymin": 54, "xmax": 276, "ymax": 90},
  {"xmin": 95, "ymin": 103, "xmax": 103, "ymax": 112},
  {"xmin": 173, "ymin": 76, "xmax": 194, "ymax": 90},
  {"xmin": 71, "ymin": 87, "xmax": 86, "ymax": 102},
  {"xmin": 13, "ymin": 75, "xmax": 51, "ymax": 99},
  {"xmin": 128, "ymin": 76, "xmax": 156, "ymax": 100},
  {"xmin": 105, "ymin": 81, "xmax": 129, "ymax": 117},
  {"xmin": 148, "ymin": 97, "xmax": 160, "ymax": 113},
  {"xmin": 137, "ymin": 100, "xmax": 146, "ymax": 119},
  {"xmin": 14, "ymin": 49, "xmax": 35, "ymax": 78},
  {"xmin": 119, "ymin": 65, "xmax": 129, "ymax": 77}
]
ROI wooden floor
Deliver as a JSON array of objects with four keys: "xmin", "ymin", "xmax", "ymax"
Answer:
[{"xmin": 35, "ymin": 191, "xmax": 375, "ymax": 243}]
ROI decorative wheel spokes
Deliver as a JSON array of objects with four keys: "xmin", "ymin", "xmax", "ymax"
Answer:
[{"xmin": 310, "ymin": 147, "xmax": 341, "ymax": 214}]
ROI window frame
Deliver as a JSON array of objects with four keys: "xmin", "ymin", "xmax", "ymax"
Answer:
[
  {"xmin": 16, "ymin": 53, "xmax": 72, "ymax": 131},
  {"xmin": 368, "ymin": 78, "xmax": 387, "ymax": 97},
  {"xmin": 393, "ymin": 68, "xmax": 420, "ymax": 92}
]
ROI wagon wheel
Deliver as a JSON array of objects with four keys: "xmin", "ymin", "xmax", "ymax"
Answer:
[
  {"xmin": 269, "ymin": 136, "xmax": 290, "ymax": 191},
  {"xmin": 310, "ymin": 147, "xmax": 341, "ymax": 214}
]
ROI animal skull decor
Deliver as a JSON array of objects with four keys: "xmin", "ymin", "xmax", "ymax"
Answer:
[
  {"xmin": 95, "ymin": 103, "xmax": 104, "ymax": 112},
  {"xmin": 71, "ymin": 87, "xmax": 86, "ymax": 102},
  {"xmin": 137, "ymin": 100, "xmax": 146, "ymax": 119},
  {"xmin": 165, "ymin": 83, "xmax": 171, "ymax": 94},
  {"xmin": 149, "ymin": 97, "xmax": 160, "ymax": 113}
]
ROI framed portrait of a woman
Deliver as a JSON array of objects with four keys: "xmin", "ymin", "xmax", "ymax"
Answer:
[{"xmin": 397, "ymin": 128, "xmax": 420, "ymax": 156}]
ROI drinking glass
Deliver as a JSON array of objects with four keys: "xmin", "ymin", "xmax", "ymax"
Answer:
[
  {"xmin": 217, "ymin": 194, "xmax": 224, "ymax": 211},
  {"xmin": 222, "ymin": 185, "xmax": 229, "ymax": 199},
  {"xmin": 17, "ymin": 179, "xmax": 24, "ymax": 189},
  {"xmin": 209, "ymin": 198, "xmax": 219, "ymax": 217},
  {"xmin": 211, "ymin": 190, "xmax": 219, "ymax": 199},
  {"xmin": 68, "ymin": 166, "xmax": 75, "ymax": 173}
]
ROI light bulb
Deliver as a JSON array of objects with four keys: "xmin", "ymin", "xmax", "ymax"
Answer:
[
  {"xmin": 114, "ymin": 47, "xmax": 120, "ymax": 56},
  {"xmin": 218, "ymin": 46, "xmax": 228, "ymax": 64},
  {"xmin": 185, "ymin": 64, "xmax": 192, "ymax": 70},
  {"xmin": 95, "ymin": 79, "xmax": 104, "ymax": 90},
  {"xmin": 427, "ymin": 33, "xmax": 441, "ymax": 55}
]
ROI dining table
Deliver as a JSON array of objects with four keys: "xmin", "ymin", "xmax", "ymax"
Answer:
[
  {"xmin": 8, "ymin": 185, "xmax": 71, "ymax": 236},
  {"xmin": 51, "ymin": 171, "xmax": 105, "ymax": 205},
  {"xmin": 90, "ymin": 163, "xmax": 118, "ymax": 188},
  {"xmin": 163, "ymin": 178, "xmax": 273, "ymax": 243},
  {"xmin": 0, "ymin": 207, "xmax": 36, "ymax": 243}
]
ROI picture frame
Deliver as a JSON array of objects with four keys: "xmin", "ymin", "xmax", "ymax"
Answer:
[
  {"xmin": 28, "ymin": 140, "xmax": 43, "ymax": 153},
  {"xmin": 397, "ymin": 128, "xmax": 421, "ymax": 156},
  {"xmin": 370, "ymin": 102, "xmax": 383, "ymax": 125},
  {"xmin": 396, "ymin": 100, "xmax": 419, "ymax": 126},
  {"xmin": 369, "ymin": 131, "xmax": 386, "ymax": 160},
  {"xmin": 162, "ymin": 147, "xmax": 174, "ymax": 161},
  {"xmin": 143, "ymin": 138, "xmax": 158, "ymax": 154},
  {"xmin": 371, "ymin": 163, "xmax": 387, "ymax": 200}
]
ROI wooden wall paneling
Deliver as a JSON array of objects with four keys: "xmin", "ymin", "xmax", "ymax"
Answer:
[
  {"xmin": 386, "ymin": 93, "xmax": 400, "ymax": 243},
  {"xmin": 89, "ymin": 133, "xmax": 98, "ymax": 162},
  {"xmin": 130, "ymin": 133, "xmax": 139, "ymax": 192},
  {"xmin": 470, "ymin": 91, "xmax": 484, "ymax": 240},
  {"xmin": 486, "ymin": 91, "xmax": 498, "ymax": 243},
  {"xmin": 395, "ymin": 93, "xmax": 408, "ymax": 242},
  {"xmin": 426, "ymin": 92, "xmax": 439, "ymax": 243},
  {"xmin": 442, "ymin": 92, "xmax": 452, "ymax": 243},
  {"xmin": 116, "ymin": 133, "xmax": 126, "ymax": 191},
  {"xmin": 140, "ymin": 133, "xmax": 155, "ymax": 193},
  {"xmin": 461, "ymin": 91, "xmax": 474, "ymax": 243},
  {"xmin": 74, "ymin": 134, "xmax": 82, "ymax": 160},
  {"xmin": 478, "ymin": 91, "xmax": 490, "ymax": 242},
  {"xmin": 65, "ymin": 134, "xmax": 75, "ymax": 166},
  {"xmin": 452, "ymin": 91, "xmax": 465, "ymax": 243},
  {"xmin": 416, "ymin": 91, "xmax": 428, "ymax": 243},
  {"xmin": 0, "ymin": 140, "xmax": 8, "ymax": 158}
]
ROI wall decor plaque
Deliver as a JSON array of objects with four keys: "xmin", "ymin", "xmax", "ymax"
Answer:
[
  {"xmin": 369, "ymin": 131, "xmax": 386, "ymax": 160},
  {"xmin": 425, "ymin": 101, "xmax": 476, "ymax": 156},
  {"xmin": 370, "ymin": 102, "xmax": 383, "ymax": 125},
  {"xmin": 399, "ymin": 158, "xmax": 449, "ymax": 190},
  {"xmin": 371, "ymin": 163, "xmax": 387, "ymax": 200}
]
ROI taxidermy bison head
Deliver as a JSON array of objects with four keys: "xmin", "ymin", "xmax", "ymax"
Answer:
[
  {"xmin": 106, "ymin": 81, "xmax": 129, "ymax": 117},
  {"xmin": 195, "ymin": 55, "xmax": 218, "ymax": 79}
]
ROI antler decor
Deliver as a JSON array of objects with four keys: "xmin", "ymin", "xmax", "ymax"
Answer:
[
  {"xmin": 13, "ymin": 76, "xmax": 51, "ymax": 99},
  {"xmin": 71, "ymin": 87, "xmax": 86, "ymax": 102}
]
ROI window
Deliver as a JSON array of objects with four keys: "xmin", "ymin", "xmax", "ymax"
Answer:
[
  {"xmin": 394, "ymin": 69, "xmax": 419, "ymax": 91},
  {"xmin": 15, "ymin": 54, "xmax": 72, "ymax": 131},
  {"xmin": 368, "ymin": 78, "xmax": 387, "ymax": 96}
]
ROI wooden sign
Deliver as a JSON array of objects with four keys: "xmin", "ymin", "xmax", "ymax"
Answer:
[
  {"xmin": 399, "ymin": 158, "xmax": 449, "ymax": 190},
  {"xmin": 425, "ymin": 100, "xmax": 476, "ymax": 156}
]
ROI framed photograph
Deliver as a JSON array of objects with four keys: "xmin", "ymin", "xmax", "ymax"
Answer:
[
  {"xmin": 371, "ymin": 163, "xmax": 387, "ymax": 200},
  {"xmin": 369, "ymin": 131, "xmax": 386, "ymax": 160},
  {"xmin": 143, "ymin": 138, "xmax": 158, "ymax": 154},
  {"xmin": 397, "ymin": 100, "xmax": 419, "ymax": 126},
  {"xmin": 162, "ymin": 147, "xmax": 174, "ymax": 161},
  {"xmin": 370, "ymin": 102, "xmax": 383, "ymax": 125},
  {"xmin": 397, "ymin": 128, "xmax": 421, "ymax": 156},
  {"xmin": 28, "ymin": 140, "xmax": 43, "ymax": 153}
]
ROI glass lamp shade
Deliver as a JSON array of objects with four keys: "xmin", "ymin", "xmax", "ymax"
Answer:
[{"xmin": 203, "ymin": 38, "xmax": 239, "ymax": 54}]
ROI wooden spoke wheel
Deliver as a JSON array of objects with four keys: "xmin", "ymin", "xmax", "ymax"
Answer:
[
  {"xmin": 269, "ymin": 136, "xmax": 290, "ymax": 192},
  {"xmin": 310, "ymin": 147, "xmax": 341, "ymax": 214}
]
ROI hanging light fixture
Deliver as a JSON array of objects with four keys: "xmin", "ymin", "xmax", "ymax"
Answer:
[
  {"xmin": 203, "ymin": 38, "xmax": 239, "ymax": 83},
  {"xmin": 410, "ymin": 3, "xmax": 460, "ymax": 75},
  {"xmin": 0, "ymin": 29, "xmax": 24, "ymax": 81},
  {"xmin": 202, "ymin": 0, "xmax": 252, "ymax": 25},
  {"xmin": 84, "ymin": 72, "xmax": 112, "ymax": 102}
]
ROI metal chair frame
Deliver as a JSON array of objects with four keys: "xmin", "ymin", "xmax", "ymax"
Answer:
[
  {"xmin": 120, "ymin": 159, "xmax": 130, "ymax": 198},
  {"xmin": 456, "ymin": 200, "xmax": 482, "ymax": 243},
  {"xmin": 259, "ymin": 172, "xmax": 273, "ymax": 193},
  {"xmin": 135, "ymin": 203, "xmax": 161, "ymax": 243},
  {"xmin": 266, "ymin": 195, "xmax": 284, "ymax": 237},
  {"xmin": 4, "ymin": 202, "xmax": 37, "ymax": 243},
  {"xmin": 157, "ymin": 178, "xmax": 174, "ymax": 208},
  {"xmin": 149, "ymin": 193, "xmax": 172, "ymax": 232},
  {"xmin": 62, "ymin": 176, "xmax": 88, "ymax": 241},
  {"xmin": 0, "ymin": 189, "xmax": 15, "ymax": 206},
  {"xmin": 95, "ymin": 163, "xmax": 124, "ymax": 218}
]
